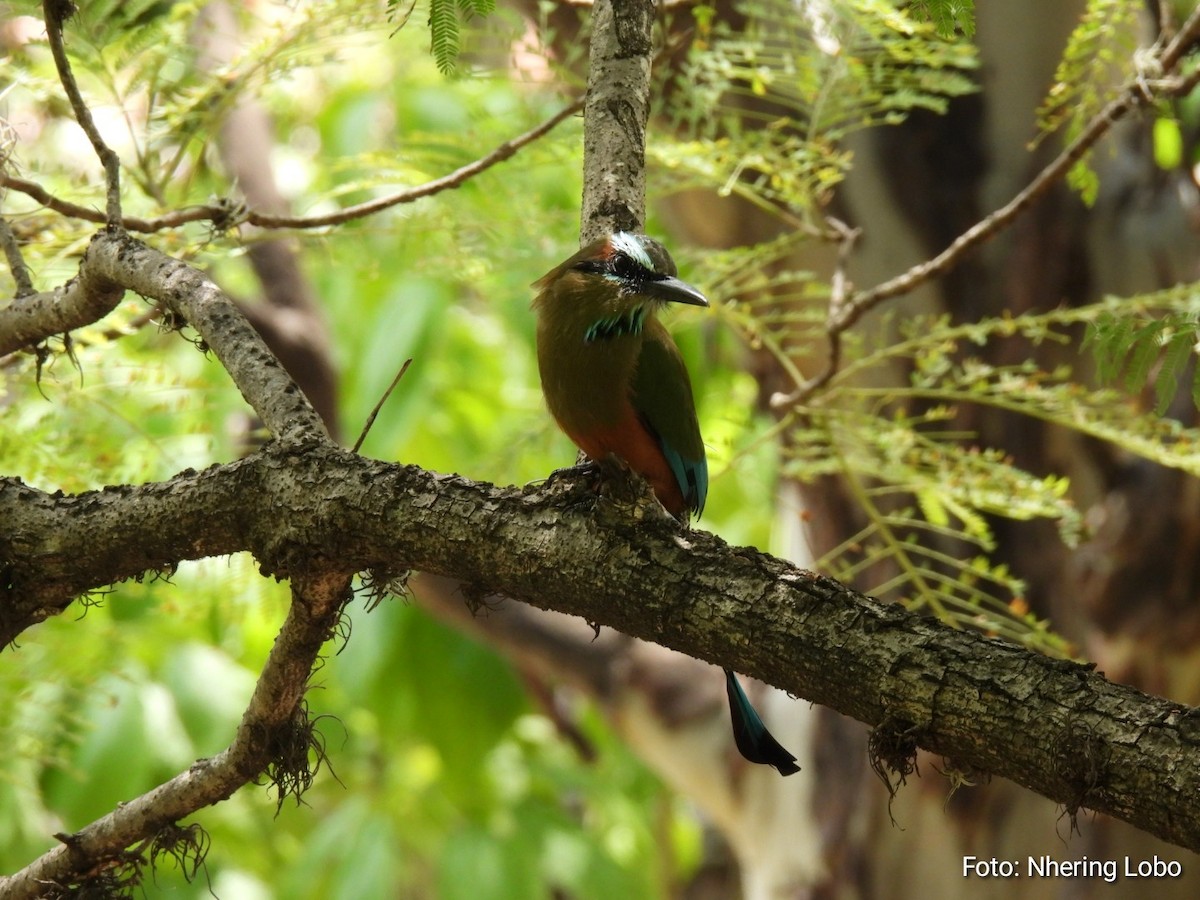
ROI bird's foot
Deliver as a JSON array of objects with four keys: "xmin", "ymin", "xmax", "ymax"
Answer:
[
  {"xmin": 542, "ymin": 459, "xmax": 602, "ymax": 490},
  {"xmin": 535, "ymin": 456, "xmax": 665, "ymax": 521},
  {"xmin": 532, "ymin": 459, "xmax": 606, "ymax": 514},
  {"xmin": 591, "ymin": 455, "xmax": 654, "ymax": 510}
]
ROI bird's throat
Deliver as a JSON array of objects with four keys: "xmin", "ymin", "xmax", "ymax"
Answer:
[{"xmin": 583, "ymin": 305, "xmax": 647, "ymax": 343}]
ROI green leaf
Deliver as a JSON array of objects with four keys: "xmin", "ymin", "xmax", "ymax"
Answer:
[
  {"xmin": 398, "ymin": 609, "xmax": 527, "ymax": 809},
  {"xmin": 1035, "ymin": 0, "xmax": 1141, "ymax": 202},
  {"xmin": 1156, "ymin": 328, "xmax": 1195, "ymax": 414},
  {"xmin": 162, "ymin": 643, "xmax": 258, "ymax": 755},
  {"xmin": 1123, "ymin": 320, "xmax": 1166, "ymax": 394},
  {"xmin": 41, "ymin": 676, "xmax": 193, "ymax": 828},
  {"xmin": 428, "ymin": 0, "xmax": 462, "ymax": 75},
  {"xmin": 438, "ymin": 824, "xmax": 542, "ymax": 900}
]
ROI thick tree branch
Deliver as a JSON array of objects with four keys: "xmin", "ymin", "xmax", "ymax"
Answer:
[
  {"xmin": 0, "ymin": 258, "xmax": 123, "ymax": 354},
  {"xmin": 0, "ymin": 232, "xmax": 327, "ymax": 442},
  {"xmin": 6, "ymin": 4, "xmax": 1200, "ymax": 890},
  {"xmin": 3, "ymin": 447, "xmax": 1200, "ymax": 853},
  {"xmin": 193, "ymin": 0, "xmax": 342, "ymax": 437}
]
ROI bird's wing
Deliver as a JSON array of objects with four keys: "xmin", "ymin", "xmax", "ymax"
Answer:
[{"xmin": 630, "ymin": 322, "xmax": 708, "ymax": 517}]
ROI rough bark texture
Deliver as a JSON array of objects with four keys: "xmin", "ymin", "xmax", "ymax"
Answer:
[
  {"xmin": 192, "ymin": 0, "xmax": 343, "ymax": 439},
  {"xmin": 5, "ymin": 438, "xmax": 1200, "ymax": 855},
  {"xmin": 579, "ymin": 0, "xmax": 654, "ymax": 241}
]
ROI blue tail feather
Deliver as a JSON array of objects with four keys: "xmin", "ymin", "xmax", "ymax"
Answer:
[
  {"xmin": 660, "ymin": 442, "xmax": 707, "ymax": 517},
  {"xmin": 724, "ymin": 669, "xmax": 799, "ymax": 776}
]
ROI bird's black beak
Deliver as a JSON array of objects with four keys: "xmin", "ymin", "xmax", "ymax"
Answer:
[{"xmin": 647, "ymin": 275, "xmax": 709, "ymax": 307}]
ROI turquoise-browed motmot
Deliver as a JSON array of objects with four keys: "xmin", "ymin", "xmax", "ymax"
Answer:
[{"xmin": 533, "ymin": 232, "xmax": 799, "ymax": 776}]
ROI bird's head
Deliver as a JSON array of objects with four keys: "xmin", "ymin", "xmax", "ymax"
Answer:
[{"xmin": 532, "ymin": 233, "xmax": 708, "ymax": 342}]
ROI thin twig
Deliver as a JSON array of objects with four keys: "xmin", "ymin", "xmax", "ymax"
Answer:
[
  {"xmin": 353, "ymin": 358, "xmax": 412, "ymax": 453},
  {"xmin": 42, "ymin": 0, "xmax": 123, "ymax": 228},
  {"xmin": 1157, "ymin": 0, "xmax": 1176, "ymax": 46},
  {"xmin": 0, "ymin": 174, "xmax": 233, "ymax": 232},
  {"xmin": 772, "ymin": 8, "xmax": 1200, "ymax": 411},
  {"xmin": 848, "ymin": 5, "xmax": 1200, "ymax": 320},
  {"xmin": 0, "ymin": 120, "xmax": 36, "ymax": 297},
  {"xmin": 844, "ymin": 98, "xmax": 1120, "ymax": 320},
  {"xmin": 0, "ymin": 96, "xmax": 584, "ymax": 234},
  {"xmin": 773, "ymin": 217, "xmax": 858, "ymax": 405},
  {"xmin": 247, "ymin": 97, "xmax": 584, "ymax": 230},
  {"xmin": 0, "ymin": 116, "xmax": 31, "ymax": 296},
  {"xmin": 1160, "ymin": 2, "xmax": 1200, "ymax": 70},
  {"xmin": 0, "ymin": 216, "xmax": 34, "ymax": 297}
]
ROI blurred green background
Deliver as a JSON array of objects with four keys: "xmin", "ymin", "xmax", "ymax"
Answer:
[{"xmin": 0, "ymin": 2, "xmax": 779, "ymax": 896}]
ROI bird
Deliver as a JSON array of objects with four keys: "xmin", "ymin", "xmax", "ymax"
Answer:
[{"xmin": 532, "ymin": 231, "xmax": 799, "ymax": 776}]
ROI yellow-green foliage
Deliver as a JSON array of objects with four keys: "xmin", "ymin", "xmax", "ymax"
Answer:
[
  {"xmin": 417, "ymin": 0, "xmax": 498, "ymax": 76},
  {"xmin": 1, "ymin": 2, "xmax": 705, "ymax": 896},
  {"xmin": 659, "ymin": 0, "xmax": 977, "ymax": 224},
  {"xmin": 1035, "ymin": 0, "xmax": 1142, "ymax": 204},
  {"xmin": 654, "ymin": 0, "xmax": 1199, "ymax": 654}
]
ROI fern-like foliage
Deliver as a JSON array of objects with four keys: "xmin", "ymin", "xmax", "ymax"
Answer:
[
  {"xmin": 659, "ymin": 0, "xmax": 1195, "ymax": 651},
  {"xmin": 414, "ymin": 0, "xmax": 496, "ymax": 76},
  {"xmin": 908, "ymin": 0, "xmax": 976, "ymax": 38},
  {"xmin": 1035, "ymin": 0, "xmax": 1142, "ymax": 204},
  {"xmin": 658, "ymin": 0, "xmax": 977, "ymax": 220},
  {"xmin": 792, "ymin": 349, "xmax": 1080, "ymax": 650},
  {"xmin": 709, "ymin": 260, "xmax": 1200, "ymax": 654},
  {"xmin": 1084, "ymin": 284, "xmax": 1200, "ymax": 414},
  {"xmin": 8, "ymin": 0, "xmax": 386, "ymax": 251}
]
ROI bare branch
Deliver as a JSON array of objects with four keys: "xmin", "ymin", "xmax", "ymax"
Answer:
[
  {"xmin": 80, "ymin": 233, "xmax": 329, "ymax": 442},
  {"xmin": 1160, "ymin": 2, "xmax": 1200, "ymax": 70},
  {"xmin": 193, "ymin": 0, "xmax": 343, "ymax": 439},
  {"xmin": 42, "ymin": 0, "xmax": 122, "ymax": 228},
  {"xmin": 771, "ymin": 7, "xmax": 1200, "ymax": 410},
  {"xmin": 0, "ymin": 174, "xmax": 237, "ymax": 232},
  {"xmin": 0, "ymin": 256, "xmax": 124, "ymax": 355},
  {"xmin": 0, "ymin": 119, "xmax": 34, "ymax": 298},
  {"xmin": 0, "ymin": 98, "xmax": 583, "ymax": 234},
  {"xmin": 0, "ymin": 217, "xmax": 34, "ymax": 297},
  {"xmin": 0, "ymin": 572, "xmax": 352, "ymax": 900},
  {"xmin": 252, "ymin": 98, "xmax": 584, "ymax": 230},
  {"xmin": 781, "ymin": 216, "xmax": 858, "ymax": 400},
  {"xmin": 7, "ymin": 4, "xmax": 1200, "ymax": 889}
]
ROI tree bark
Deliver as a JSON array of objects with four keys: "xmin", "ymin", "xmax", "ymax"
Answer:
[{"xmin": 4, "ymin": 382, "xmax": 1200, "ymax": 855}]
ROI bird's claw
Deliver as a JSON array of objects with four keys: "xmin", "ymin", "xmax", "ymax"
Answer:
[{"xmin": 542, "ymin": 459, "xmax": 602, "ymax": 490}]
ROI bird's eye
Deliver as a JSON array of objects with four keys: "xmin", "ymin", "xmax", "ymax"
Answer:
[{"xmin": 612, "ymin": 252, "xmax": 653, "ymax": 282}]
